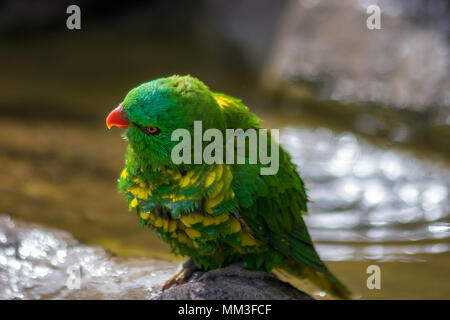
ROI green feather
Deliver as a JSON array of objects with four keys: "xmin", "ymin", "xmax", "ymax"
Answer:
[{"xmin": 112, "ymin": 75, "xmax": 351, "ymax": 299}]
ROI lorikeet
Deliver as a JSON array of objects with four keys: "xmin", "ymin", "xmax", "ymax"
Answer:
[{"xmin": 106, "ymin": 75, "xmax": 350, "ymax": 299}]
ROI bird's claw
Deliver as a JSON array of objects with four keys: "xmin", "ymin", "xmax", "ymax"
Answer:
[
  {"xmin": 162, "ymin": 269, "xmax": 189, "ymax": 290},
  {"xmin": 162, "ymin": 259, "xmax": 199, "ymax": 290}
]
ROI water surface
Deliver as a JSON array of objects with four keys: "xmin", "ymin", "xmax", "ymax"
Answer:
[{"xmin": 0, "ymin": 112, "xmax": 448, "ymax": 299}]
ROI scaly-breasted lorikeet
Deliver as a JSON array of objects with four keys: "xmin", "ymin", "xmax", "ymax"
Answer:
[{"xmin": 106, "ymin": 75, "xmax": 350, "ymax": 299}]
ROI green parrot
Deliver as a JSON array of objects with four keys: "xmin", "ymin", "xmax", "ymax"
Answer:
[{"xmin": 106, "ymin": 75, "xmax": 350, "ymax": 299}]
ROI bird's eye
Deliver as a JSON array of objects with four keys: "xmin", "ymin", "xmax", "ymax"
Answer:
[
  {"xmin": 144, "ymin": 126, "xmax": 160, "ymax": 135},
  {"xmin": 119, "ymin": 105, "xmax": 128, "ymax": 119}
]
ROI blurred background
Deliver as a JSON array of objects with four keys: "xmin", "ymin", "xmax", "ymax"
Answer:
[{"xmin": 0, "ymin": 0, "xmax": 449, "ymax": 299}]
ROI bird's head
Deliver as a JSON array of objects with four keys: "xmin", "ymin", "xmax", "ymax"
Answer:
[{"xmin": 106, "ymin": 75, "xmax": 225, "ymax": 169}]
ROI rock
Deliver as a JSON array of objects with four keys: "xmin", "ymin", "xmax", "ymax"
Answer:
[
  {"xmin": 0, "ymin": 215, "xmax": 311, "ymax": 300},
  {"xmin": 264, "ymin": 0, "xmax": 450, "ymax": 111},
  {"xmin": 262, "ymin": 0, "xmax": 450, "ymax": 152},
  {"xmin": 153, "ymin": 263, "xmax": 312, "ymax": 300}
]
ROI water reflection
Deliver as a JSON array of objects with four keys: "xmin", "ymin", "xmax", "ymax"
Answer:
[
  {"xmin": 280, "ymin": 127, "xmax": 450, "ymax": 262},
  {"xmin": 0, "ymin": 216, "xmax": 177, "ymax": 299}
]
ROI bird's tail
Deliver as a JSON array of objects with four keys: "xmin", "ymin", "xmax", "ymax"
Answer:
[{"xmin": 277, "ymin": 260, "xmax": 352, "ymax": 299}]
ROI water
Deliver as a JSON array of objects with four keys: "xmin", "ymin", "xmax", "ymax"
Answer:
[
  {"xmin": 0, "ymin": 116, "xmax": 449, "ymax": 299},
  {"xmin": 280, "ymin": 127, "xmax": 450, "ymax": 262},
  {"xmin": 0, "ymin": 215, "xmax": 178, "ymax": 299},
  {"xmin": 0, "ymin": 4, "xmax": 448, "ymax": 299}
]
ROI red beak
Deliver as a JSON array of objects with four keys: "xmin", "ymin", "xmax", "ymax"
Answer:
[{"xmin": 106, "ymin": 103, "xmax": 129, "ymax": 129}]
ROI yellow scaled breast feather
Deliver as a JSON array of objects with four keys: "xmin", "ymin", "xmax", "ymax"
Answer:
[
  {"xmin": 160, "ymin": 165, "xmax": 235, "ymax": 214},
  {"xmin": 125, "ymin": 171, "xmax": 153, "ymax": 207},
  {"xmin": 204, "ymin": 165, "xmax": 235, "ymax": 213},
  {"xmin": 124, "ymin": 164, "xmax": 261, "ymax": 250}
]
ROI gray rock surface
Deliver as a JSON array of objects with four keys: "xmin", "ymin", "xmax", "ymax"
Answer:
[
  {"xmin": 154, "ymin": 264, "xmax": 312, "ymax": 300},
  {"xmin": 262, "ymin": 0, "xmax": 450, "ymax": 151},
  {"xmin": 0, "ymin": 215, "xmax": 311, "ymax": 300},
  {"xmin": 264, "ymin": 0, "xmax": 450, "ymax": 112}
]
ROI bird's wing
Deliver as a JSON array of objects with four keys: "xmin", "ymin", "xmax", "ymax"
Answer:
[
  {"xmin": 233, "ymin": 147, "xmax": 350, "ymax": 298},
  {"xmin": 211, "ymin": 92, "xmax": 350, "ymax": 298},
  {"xmin": 232, "ymin": 141, "xmax": 351, "ymax": 299},
  {"xmin": 231, "ymin": 144, "xmax": 323, "ymax": 266}
]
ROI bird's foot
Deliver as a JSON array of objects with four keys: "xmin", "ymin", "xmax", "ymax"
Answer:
[{"xmin": 162, "ymin": 258, "xmax": 201, "ymax": 290}]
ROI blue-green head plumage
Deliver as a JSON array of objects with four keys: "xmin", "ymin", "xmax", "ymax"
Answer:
[{"xmin": 119, "ymin": 75, "xmax": 226, "ymax": 169}]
